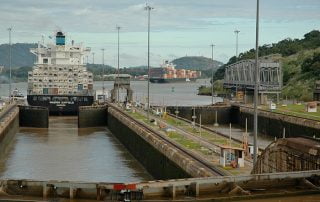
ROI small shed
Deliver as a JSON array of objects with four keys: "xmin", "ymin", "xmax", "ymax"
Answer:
[
  {"xmin": 220, "ymin": 145, "xmax": 245, "ymax": 168},
  {"xmin": 269, "ymin": 102, "xmax": 276, "ymax": 110},
  {"xmin": 306, "ymin": 102, "xmax": 317, "ymax": 113}
]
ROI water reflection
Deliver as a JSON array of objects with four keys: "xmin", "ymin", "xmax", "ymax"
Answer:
[{"xmin": 0, "ymin": 117, "xmax": 152, "ymax": 182}]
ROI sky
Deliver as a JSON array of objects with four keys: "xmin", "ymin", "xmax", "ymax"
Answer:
[{"xmin": 0, "ymin": 0, "xmax": 319, "ymax": 67}]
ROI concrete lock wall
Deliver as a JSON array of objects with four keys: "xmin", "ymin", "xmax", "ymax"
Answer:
[
  {"xmin": 167, "ymin": 105, "xmax": 320, "ymax": 139},
  {"xmin": 0, "ymin": 107, "xmax": 19, "ymax": 160},
  {"xmin": 166, "ymin": 106, "xmax": 232, "ymax": 125},
  {"xmin": 78, "ymin": 106, "xmax": 108, "ymax": 128},
  {"xmin": 19, "ymin": 106, "xmax": 49, "ymax": 128},
  {"xmin": 107, "ymin": 109, "xmax": 191, "ymax": 180},
  {"xmin": 232, "ymin": 106, "xmax": 320, "ymax": 138}
]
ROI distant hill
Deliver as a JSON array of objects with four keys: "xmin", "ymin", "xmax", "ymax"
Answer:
[
  {"xmin": 0, "ymin": 66, "xmax": 32, "ymax": 83},
  {"xmin": 172, "ymin": 56, "xmax": 223, "ymax": 71},
  {"xmin": 0, "ymin": 43, "xmax": 224, "ymax": 81},
  {"xmin": 0, "ymin": 43, "xmax": 36, "ymax": 68}
]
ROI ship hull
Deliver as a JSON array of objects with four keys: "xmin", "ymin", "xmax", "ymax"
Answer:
[
  {"xmin": 150, "ymin": 78, "xmax": 197, "ymax": 83},
  {"xmin": 27, "ymin": 95, "xmax": 94, "ymax": 115}
]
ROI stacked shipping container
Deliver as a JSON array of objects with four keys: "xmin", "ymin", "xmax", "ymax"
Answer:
[
  {"xmin": 28, "ymin": 65, "xmax": 93, "ymax": 95},
  {"xmin": 150, "ymin": 61, "xmax": 200, "ymax": 80}
]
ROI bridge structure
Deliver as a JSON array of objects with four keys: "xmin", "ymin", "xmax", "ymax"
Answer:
[{"xmin": 223, "ymin": 59, "xmax": 282, "ymax": 104}]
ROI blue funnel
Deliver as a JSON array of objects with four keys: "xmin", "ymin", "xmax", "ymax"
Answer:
[{"xmin": 56, "ymin": 31, "xmax": 65, "ymax": 45}]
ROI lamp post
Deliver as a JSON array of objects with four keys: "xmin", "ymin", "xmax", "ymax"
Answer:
[
  {"xmin": 145, "ymin": 3, "xmax": 154, "ymax": 120},
  {"xmin": 234, "ymin": 30, "xmax": 240, "ymax": 97},
  {"xmin": 210, "ymin": 44, "xmax": 215, "ymax": 105},
  {"xmin": 234, "ymin": 30, "xmax": 240, "ymax": 60},
  {"xmin": 253, "ymin": 0, "xmax": 260, "ymax": 164},
  {"xmin": 92, "ymin": 52, "xmax": 95, "ymax": 64},
  {"xmin": 116, "ymin": 26, "xmax": 121, "ymax": 105},
  {"xmin": 8, "ymin": 27, "xmax": 12, "ymax": 103},
  {"xmin": 101, "ymin": 48, "xmax": 105, "ymax": 103}
]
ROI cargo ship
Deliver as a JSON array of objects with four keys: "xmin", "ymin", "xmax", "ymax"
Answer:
[
  {"xmin": 149, "ymin": 61, "xmax": 200, "ymax": 83},
  {"xmin": 27, "ymin": 31, "xmax": 94, "ymax": 115}
]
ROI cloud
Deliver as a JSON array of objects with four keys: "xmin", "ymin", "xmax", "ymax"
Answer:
[{"xmin": 0, "ymin": 0, "xmax": 319, "ymax": 65}]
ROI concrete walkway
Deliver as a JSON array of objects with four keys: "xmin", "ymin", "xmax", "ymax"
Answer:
[
  {"xmin": 205, "ymin": 124, "xmax": 274, "ymax": 150},
  {"xmin": 130, "ymin": 107, "xmax": 253, "ymax": 175},
  {"xmin": 165, "ymin": 110, "xmax": 273, "ymax": 150}
]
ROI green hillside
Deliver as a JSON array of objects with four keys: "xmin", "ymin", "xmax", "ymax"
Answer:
[
  {"xmin": 0, "ymin": 43, "xmax": 36, "ymax": 68},
  {"xmin": 212, "ymin": 30, "xmax": 320, "ymax": 101},
  {"xmin": 172, "ymin": 56, "xmax": 222, "ymax": 71},
  {"xmin": 0, "ymin": 66, "xmax": 32, "ymax": 83}
]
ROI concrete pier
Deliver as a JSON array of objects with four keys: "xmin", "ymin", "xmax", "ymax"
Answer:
[
  {"xmin": 0, "ymin": 104, "xmax": 19, "ymax": 159},
  {"xmin": 0, "ymin": 170, "xmax": 319, "ymax": 201},
  {"xmin": 0, "ymin": 102, "xmax": 318, "ymax": 201},
  {"xmin": 107, "ymin": 104, "xmax": 222, "ymax": 179},
  {"xmin": 234, "ymin": 105, "xmax": 320, "ymax": 138}
]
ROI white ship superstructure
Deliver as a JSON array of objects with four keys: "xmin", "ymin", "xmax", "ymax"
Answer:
[
  {"xmin": 27, "ymin": 31, "xmax": 95, "ymax": 115},
  {"xmin": 28, "ymin": 31, "xmax": 93, "ymax": 96}
]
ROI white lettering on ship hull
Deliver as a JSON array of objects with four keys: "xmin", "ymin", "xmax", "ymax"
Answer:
[{"xmin": 50, "ymin": 101, "xmax": 75, "ymax": 105}]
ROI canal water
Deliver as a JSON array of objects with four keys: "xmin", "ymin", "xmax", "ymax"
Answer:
[
  {"xmin": 0, "ymin": 80, "xmax": 219, "ymax": 182},
  {"xmin": 0, "ymin": 79, "xmax": 222, "ymax": 106},
  {"xmin": 0, "ymin": 116, "xmax": 152, "ymax": 182}
]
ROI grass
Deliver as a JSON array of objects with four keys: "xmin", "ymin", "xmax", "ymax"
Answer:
[
  {"xmin": 165, "ymin": 116, "xmax": 184, "ymax": 126},
  {"xmin": 127, "ymin": 110, "xmax": 215, "ymax": 156},
  {"xmin": 263, "ymin": 103, "xmax": 320, "ymax": 121},
  {"xmin": 127, "ymin": 109, "xmax": 244, "ymax": 159},
  {"xmin": 165, "ymin": 115, "xmax": 242, "ymax": 148},
  {"xmin": 167, "ymin": 131, "xmax": 202, "ymax": 150}
]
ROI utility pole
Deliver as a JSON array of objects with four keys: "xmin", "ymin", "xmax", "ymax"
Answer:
[
  {"xmin": 101, "ymin": 48, "xmax": 105, "ymax": 103},
  {"xmin": 234, "ymin": 30, "xmax": 240, "ymax": 60},
  {"xmin": 8, "ymin": 27, "xmax": 12, "ymax": 103},
  {"xmin": 145, "ymin": 3, "xmax": 154, "ymax": 121},
  {"xmin": 253, "ymin": 0, "xmax": 260, "ymax": 165},
  {"xmin": 116, "ymin": 26, "xmax": 121, "ymax": 106},
  {"xmin": 92, "ymin": 52, "xmax": 95, "ymax": 64},
  {"xmin": 210, "ymin": 44, "xmax": 215, "ymax": 105}
]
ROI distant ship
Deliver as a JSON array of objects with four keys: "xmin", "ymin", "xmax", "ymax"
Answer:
[
  {"xmin": 27, "ymin": 31, "xmax": 94, "ymax": 115},
  {"xmin": 11, "ymin": 88, "xmax": 25, "ymax": 103},
  {"xmin": 149, "ymin": 61, "xmax": 200, "ymax": 83}
]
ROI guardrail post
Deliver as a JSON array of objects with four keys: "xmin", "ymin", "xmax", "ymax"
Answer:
[
  {"xmin": 169, "ymin": 184, "xmax": 176, "ymax": 199},
  {"xmin": 190, "ymin": 182, "xmax": 199, "ymax": 197},
  {"xmin": 70, "ymin": 186, "xmax": 76, "ymax": 199},
  {"xmin": 97, "ymin": 187, "xmax": 103, "ymax": 200},
  {"xmin": 43, "ymin": 184, "xmax": 50, "ymax": 199}
]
